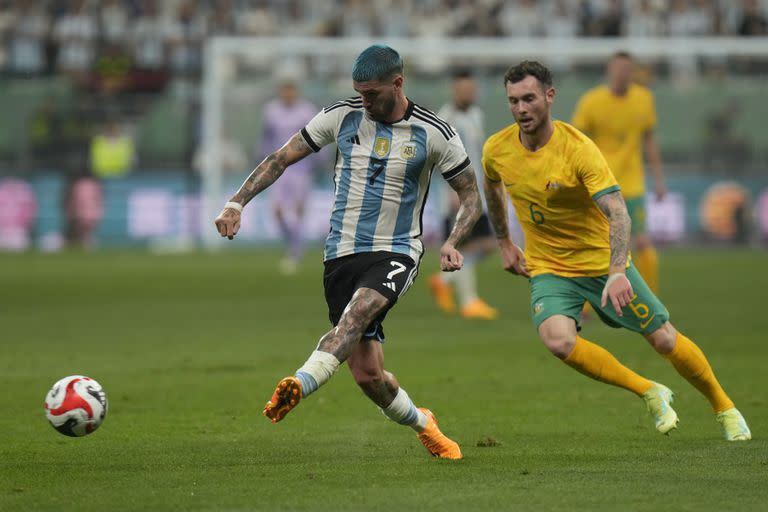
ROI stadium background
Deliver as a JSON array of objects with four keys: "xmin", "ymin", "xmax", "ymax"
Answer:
[
  {"xmin": 2, "ymin": 2, "xmax": 768, "ymax": 511},
  {"xmin": 0, "ymin": 0, "xmax": 767, "ymax": 249}
]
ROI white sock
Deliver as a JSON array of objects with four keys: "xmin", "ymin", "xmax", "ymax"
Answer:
[
  {"xmin": 454, "ymin": 262, "xmax": 478, "ymax": 306},
  {"xmin": 295, "ymin": 350, "xmax": 340, "ymax": 397},
  {"xmin": 440, "ymin": 271, "xmax": 457, "ymax": 284},
  {"xmin": 381, "ymin": 388, "xmax": 429, "ymax": 432}
]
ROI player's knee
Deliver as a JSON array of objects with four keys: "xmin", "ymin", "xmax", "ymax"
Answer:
[
  {"xmin": 538, "ymin": 316, "xmax": 578, "ymax": 359},
  {"xmin": 541, "ymin": 334, "xmax": 576, "ymax": 359},
  {"xmin": 645, "ymin": 321, "xmax": 677, "ymax": 354},
  {"xmin": 352, "ymin": 366, "xmax": 384, "ymax": 389}
]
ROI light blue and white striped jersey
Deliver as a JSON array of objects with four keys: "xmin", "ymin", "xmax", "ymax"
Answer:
[{"xmin": 300, "ymin": 98, "xmax": 471, "ymax": 263}]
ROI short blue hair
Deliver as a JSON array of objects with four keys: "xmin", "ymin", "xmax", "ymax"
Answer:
[{"xmin": 352, "ymin": 45, "xmax": 403, "ymax": 82}]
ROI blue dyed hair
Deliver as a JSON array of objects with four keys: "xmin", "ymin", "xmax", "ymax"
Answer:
[{"xmin": 352, "ymin": 45, "xmax": 403, "ymax": 82}]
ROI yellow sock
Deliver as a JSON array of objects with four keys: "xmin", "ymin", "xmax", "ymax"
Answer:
[
  {"xmin": 635, "ymin": 245, "xmax": 659, "ymax": 293},
  {"xmin": 565, "ymin": 336, "xmax": 654, "ymax": 396},
  {"xmin": 664, "ymin": 333, "xmax": 734, "ymax": 412}
]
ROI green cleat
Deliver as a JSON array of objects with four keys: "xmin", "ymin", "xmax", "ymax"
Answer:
[
  {"xmin": 716, "ymin": 408, "xmax": 751, "ymax": 441},
  {"xmin": 642, "ymin": 382, "xmax": 679, "ymax": 435}
]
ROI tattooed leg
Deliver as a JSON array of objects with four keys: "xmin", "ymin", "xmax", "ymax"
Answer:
[
  {"xmin": 317, "ymin": 288, "xmax": 389, "ymax": 361},
  {"xmin": 294, "ymin": 288, "xmax": 389, "ymax": 398}
]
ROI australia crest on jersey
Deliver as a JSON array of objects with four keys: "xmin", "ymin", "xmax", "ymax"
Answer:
[
  {"xmin": 401, "ymin": 142, "xmax": 418, "ymax": 160},
  {"xmin": 374, "ymin": 137, "xmax": 391, "ymax": 157}
]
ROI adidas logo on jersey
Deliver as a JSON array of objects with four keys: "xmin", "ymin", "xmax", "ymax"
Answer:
[
  {"xmin": 383, "ymin": 281, "xmax": 397, "ymax": 292},
  {"xmin": 346, "ymin": 135, "xmax": 361, "ymax": 145}
]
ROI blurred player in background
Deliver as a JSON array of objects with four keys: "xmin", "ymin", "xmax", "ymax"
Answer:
[
  {"xmin": 215, "ymin": 45, "xmax": 483, "ymax": 458},
  {"xmin": 259, "ymin": 70, "xmax": 319, "ymax": 274},
  {"xmin": 572, "ymin": 51, "xmax": 664, "ymax": 294},
  {"xmin": 429, "ymin": 70, "xmax": 498, "ymax": 320},
  {"xmin": 483, "ymin": 61, "xmax": 750, "ymax": 441}
]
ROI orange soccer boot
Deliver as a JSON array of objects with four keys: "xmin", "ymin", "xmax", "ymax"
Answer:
[
  {"xmin": 459, "ymin": 298, "xmax": 498, "ymax": 320},
  {"xmin": 429, "ymin": 274, "xmax": 456, "ymax": 314},
  {"xmin": 263, "ymin": 376, "xmax": 302, "ymax": 423},
  {"xmin": 416, "ymin": 408, "xmax": 462, "ymax": 459}
]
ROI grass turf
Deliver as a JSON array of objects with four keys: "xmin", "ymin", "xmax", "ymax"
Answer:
[{"xmin": 1, "ymin": 248, "xmax": 766, "ymax": 511}]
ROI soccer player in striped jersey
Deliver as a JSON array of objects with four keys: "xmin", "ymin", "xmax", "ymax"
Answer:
[{"xmin": 214, "ymin": 45, "xmax": 482, "ymax": 459}]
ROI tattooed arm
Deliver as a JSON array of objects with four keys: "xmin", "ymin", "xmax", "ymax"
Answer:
[
  {"xmin": 484, "ymin": 176, "xmax": 509, "ymax": 240},
  {"xmin": 446, "ymin": 169, "xmax": 483, "ymax": 247},
  {"xmin": 231, "ymin": 133, "xmax": 313, "ymax": 207},
  {"xmin": 484, "ymin": 176, "xmax": 529, "ymax": 277},
  {"xmin": 595, "ymin": 190, "xmax": 634, "ymax": 315},
  {"xmin": 440, "ymin": 168, "xmax": 482, "ymax": 271},
  {"xmin": 214, "ymin": 133, "xmax": 313, "ymax": 239},
  {"xmin": 594, "ymin": 190, "xmax": 631, "ymax": 274}
]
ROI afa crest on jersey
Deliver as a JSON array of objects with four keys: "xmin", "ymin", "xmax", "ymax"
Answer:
[
  {"xmin": 374, "ymin": 137, "xmax": 391, "ymax": 157},
  {"xmin": 401, "ymin": 142, "xmax": 418, "ymax": 160}
]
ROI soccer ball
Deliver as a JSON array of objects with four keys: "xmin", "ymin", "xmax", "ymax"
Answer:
[{"xmin": 44, "ymin": 375, "xmax": 108, "ymax": 437}]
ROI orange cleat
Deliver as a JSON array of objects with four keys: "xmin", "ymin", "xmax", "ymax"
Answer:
[
  {"xmin": 459, "ymin": 298, "xmax": 498, "ymax": 320},
  {"xmin": 263, "ymin": 376, "xmax": 302, "ymax": 423},
  {"xmin": 416, "ymin": 408, "xmax": 462, "ymax": 460},
  {"xmin": 429, "ymin": 274, "xmax": 456, "ymax": 314}
]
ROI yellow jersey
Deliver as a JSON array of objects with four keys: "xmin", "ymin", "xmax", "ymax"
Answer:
[
  {"xmin": 483, "ymin": 120, "xmax": 622, "ymax": 278},
  {"xmin": 571, "ymin": 84, "xmax": 656, "ymax": 198}
]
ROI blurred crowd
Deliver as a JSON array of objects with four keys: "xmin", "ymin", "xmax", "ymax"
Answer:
[{"xmin": 1, "ymin": 0, "xmax": 767, "ymax": 78}]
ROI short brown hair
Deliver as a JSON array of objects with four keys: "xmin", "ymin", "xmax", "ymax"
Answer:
[
  {"xmin": 611, "ymin": 50, "xmax": 633, "ymax": 61},
  {"xmin": 503, "ymin": 61, "xmax": 553, "ymax": 89}
]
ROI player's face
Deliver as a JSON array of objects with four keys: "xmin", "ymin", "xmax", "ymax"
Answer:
[
  {"xmin": 279, "ymin": 83, "xmax": 298, "ymax": 105},
  {"xmin": 353, "ymin": 75, "xmax": 402, "ymax": 123},
  {"xmin": 506, "ymin": 76, "xmax": 555, "ymax": 135},
  {"xmin": 607, "ymin": 56, "xmax": 633, "ymax": 92},
  {"xmin": 453, "ymin": 78, "xmax": 476, "ymax": 110}
]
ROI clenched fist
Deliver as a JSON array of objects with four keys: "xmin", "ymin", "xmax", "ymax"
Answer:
[{"xmin": 214, "ymin": 206, "xmax": 242, "ymax": 240}]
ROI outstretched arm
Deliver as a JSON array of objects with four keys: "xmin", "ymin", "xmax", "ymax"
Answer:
[
  {"xmin": 214, "ymin": 133, "xmax": 313, "ymax": 239},
  {"xmin": 231, "ymin": 133, "xmax": 313, "ymax": 207},
  {"xmin": 595, "ymin": 190, "xmax": 633, "ymax": 314},
  {"xmin": 485, "ymin": 177, "xmax": 529, "ymax": 277},
  {"xmin": 441, "ymin": 169, "xmax": 482, "ymax": 271}
]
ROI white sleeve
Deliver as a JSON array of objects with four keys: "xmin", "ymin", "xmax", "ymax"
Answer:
[
  {"xmin": 300, "ymin": 108, "xmax": 340, "ymax": 152},
  {"xmin": 433, "ymin": 132, "xmax": 471, "ymax": 182}
]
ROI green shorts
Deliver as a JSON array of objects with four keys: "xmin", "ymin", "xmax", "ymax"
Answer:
[
  {"xmin": 624, "ymin": 196, "xmax": 646, "ymax": 236},
  {"xmin": 530, "ymin": 263, "xmax": 669, "ymax": 334}
]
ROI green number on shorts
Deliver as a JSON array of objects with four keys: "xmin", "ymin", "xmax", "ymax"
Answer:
[{"xmin": 529, "ymin": 203, "xmax": 545, "ymax": 224}]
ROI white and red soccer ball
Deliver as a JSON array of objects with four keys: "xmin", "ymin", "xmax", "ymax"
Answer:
[{"xmin": 44, "ymin": 375, "xmax": 108, "ymax": 437}]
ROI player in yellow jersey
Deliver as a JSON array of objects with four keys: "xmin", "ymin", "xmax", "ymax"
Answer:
[
  {"xmin": 482, "ymin": 61, "xmax": 750, "ymax": 441},
  {"xmin": 572, "ymin": 51, "xmax": 664, "ymax": 293}
]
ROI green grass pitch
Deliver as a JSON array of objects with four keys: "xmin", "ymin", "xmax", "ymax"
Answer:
[{"xmin": 1, "ymin": 248, "xmax": 766, "ymax": 511}]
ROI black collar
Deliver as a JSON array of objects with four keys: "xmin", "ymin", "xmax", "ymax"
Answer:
[{"xmin": 402, "ymin": 99, "xmax": 414, "ymax": 121}]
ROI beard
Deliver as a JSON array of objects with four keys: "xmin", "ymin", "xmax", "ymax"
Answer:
[
  {"xmin": 368, "ymin": 94, "xmax": 396, "ymax": 122},
  {"xmin": 516, "ymin": 115, "xmax": 540, "ymax": 134}
]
